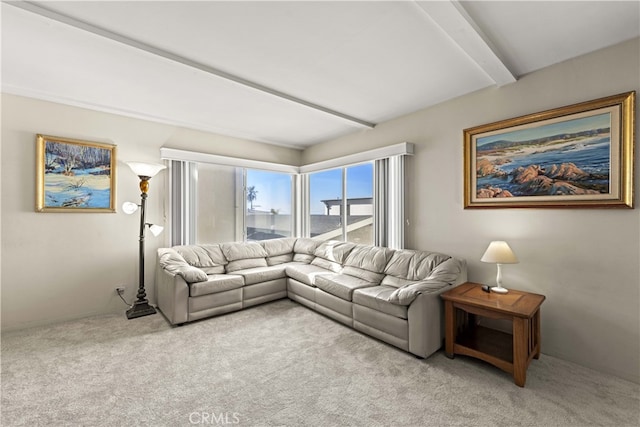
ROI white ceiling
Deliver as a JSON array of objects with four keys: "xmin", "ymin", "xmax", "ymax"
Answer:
[{"xmin": 2, "ymin": 1, "xmax": 639, "ymax": 149}]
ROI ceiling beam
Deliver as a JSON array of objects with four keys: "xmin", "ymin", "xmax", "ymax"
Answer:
[
  {"xmin": 416, "ymin": 0, "xmax": 517, "ymax": 86},
  {"xmin": 6, "ymin": 1, "xmax": 376, "ymax": 129}
]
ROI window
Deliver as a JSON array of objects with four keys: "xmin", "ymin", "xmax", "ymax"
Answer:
[
  {"xmin": 346, "ymin": 163, "xmax": 374, "ymax": 244},
  {"xmin": 309, "ymin": 168, "xmax": 342, "ymax": 240},
  {"xmin": 308, "ymin": 164, "xmax": 373, "ymax": 244},
  {"xmin": 169, "ymin": 160, "xmax": 295, "ymax": 245},
  {"xmin": 245, "ymin": 170, "xmax": 292, "ymax": 241},
  {"xmin": 163, "ymin": 143, "xmax": 410, "ymax": 248}
]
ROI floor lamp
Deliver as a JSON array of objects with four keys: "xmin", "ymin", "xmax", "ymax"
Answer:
[{"xmin": 123, "ymin": 161, "xmax": 166, "ymax": 319}]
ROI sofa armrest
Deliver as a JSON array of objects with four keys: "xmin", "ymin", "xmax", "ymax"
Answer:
[
  {"xmin": 155, "ymin": 254, "xmax": 190, "ymax": 325},
  {"xmin": 158, "ymin": 248, "xmax": 208, "ymax": 283},
  {"xmin": 407, "ymin": 284, "xmax": 458, "ymax": 358},
  {"xmin": 388, "ymin": 280, "xmax": 450, "ymax": 305},
  {"xmin": 388, "ymin": 257, "xmax": 465, "ymax": 305},
  {"xmin": 156, "ymin": 248, "xmax": 207, "ymax": 325}
]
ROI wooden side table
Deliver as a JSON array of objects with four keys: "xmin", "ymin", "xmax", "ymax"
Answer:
[{"xmin": 441, "ymin": 282, "xmax": 545, "ymax": 387}]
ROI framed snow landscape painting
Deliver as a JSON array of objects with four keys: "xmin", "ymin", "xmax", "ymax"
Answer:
[
  {"xmin": 36, "ymin": 135, "xmax": 116, "ymax": 212},
  {"xmin": 464, "ymin": 91, "xmax": 635, "ymax": 209}
]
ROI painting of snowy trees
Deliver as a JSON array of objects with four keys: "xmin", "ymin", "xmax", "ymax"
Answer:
[{"xmin": 36, "ymin": 135, "xmax": 116, "ymax": 212}]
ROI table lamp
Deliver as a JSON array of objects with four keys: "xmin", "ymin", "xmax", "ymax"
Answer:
[{"xmin": 480, "ymin": 241, "xmax": 519, "ymax": 294}]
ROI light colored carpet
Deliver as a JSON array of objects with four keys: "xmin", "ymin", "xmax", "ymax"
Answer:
[{"xmin": 2, "ymin": 299, "xmax": 638, "ymax": 426}]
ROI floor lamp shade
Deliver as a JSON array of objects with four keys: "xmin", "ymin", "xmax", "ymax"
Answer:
[
  {"xmin": 126, "ymin": 161, "xmax": 166, "ymax": 179},
  {"xmin": 481, "ymin": 241, "xmax": 519, "ymax": 294}
]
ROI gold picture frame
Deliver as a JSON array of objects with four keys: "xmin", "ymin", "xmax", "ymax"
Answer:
[
  {"xmin": 464, "ymin": 91, "xmax": 635, "ymax": 209},
  {"xmin": 36, "ymin": 134, "xmax": 117, "ymax": 212}
]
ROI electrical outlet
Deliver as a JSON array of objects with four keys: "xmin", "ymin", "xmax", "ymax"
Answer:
[{"xmin": 116, "ymin": 286, "xmax": 125, "ymax": 295}]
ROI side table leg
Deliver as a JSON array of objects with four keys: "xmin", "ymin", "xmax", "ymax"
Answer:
[
  {"xmin": 534, "ymin": 309, "xmax": 542, "ymax": 359},
  {"xmin": 513, "ymin": 317, "xmax": 528, "ymax": 387},
  {"xmin": 444, "ymin": 301, "xmax": 455, "ymax": 359}
]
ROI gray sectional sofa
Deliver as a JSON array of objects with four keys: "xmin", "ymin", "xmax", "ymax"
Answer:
[{"xmin": 156, "ymin": 238, "xmax": 467, "ymax": 358}]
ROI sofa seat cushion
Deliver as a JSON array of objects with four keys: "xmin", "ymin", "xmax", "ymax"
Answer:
[
  {"xmin": 190, "ymin": 274, "xmax": 245, "ymax": 297},
  {"xmin": 315, "ymin": 274, "xmax": 376, "ymax": 302},
  {"xmin": 285, "ymin": 263, "xmax": 335, "ymax": 287},
  {"xmin": 232, "ymin": 265, "xmax": 287, "ymax": 286},
  {"xmin": 353, "ymin": 286, "xmax": 408, "ymax": 319}
]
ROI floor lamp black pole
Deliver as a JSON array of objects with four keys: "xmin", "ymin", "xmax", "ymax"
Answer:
[{"xmin": 126, "ymin": 176, "xmax": 157, "ymax": 319}]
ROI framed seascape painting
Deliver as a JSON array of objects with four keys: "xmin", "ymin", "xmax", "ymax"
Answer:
[
  {"xmin": 36, "ymin": 135, "xmax": 117, "ymax": 212},
  {"xmin": 464, "ymin": 91, "xmax": 635, "ymax": 209}
]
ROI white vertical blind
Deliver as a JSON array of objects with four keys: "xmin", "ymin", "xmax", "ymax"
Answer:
[
  {"xmin": 374, "ymin": 159, "xmax": 388, "ymax": 247},
  {"xmin": 169, "ymin": 160, "xmax": 196, "ymax": 246},
  {"xmin": 372, "ymin": 156, "xmax": 405, "ymax": 249},
  {"xmin": 387, "ymin": 155, "xmax": 405, "ymax": 249},
  {"xmin": 237, "ymin": 169, "xmax": 246, "ymax": 241},
  {"xmin": 296, "ymin": 174, "xmax": 308, "ymax": 238}
]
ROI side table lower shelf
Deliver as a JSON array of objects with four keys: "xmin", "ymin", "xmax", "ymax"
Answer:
[{"xmin": 451, "ymin": 325, "xmax": 515, "ymax": 376}]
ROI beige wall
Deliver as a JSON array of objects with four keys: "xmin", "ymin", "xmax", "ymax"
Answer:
[
  {"xmin": 0, "ymin": 95, "xmax": 301, "ymax": 330},
  {"xmin": 304, "ymin": 38, "xmax": 640, "ymax": 383}
]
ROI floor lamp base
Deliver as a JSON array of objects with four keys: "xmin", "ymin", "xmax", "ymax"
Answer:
[{"xmin": 126, "ymin": 300, "xmax": 157, "ymax": 319}]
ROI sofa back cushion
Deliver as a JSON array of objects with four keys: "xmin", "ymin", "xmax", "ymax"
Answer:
[
  {"xmin": 261, "ymin": 237, "xmax": 296, "ymax": 265},
  {"xmin": 220, "ymin": 241, "xmax": 268, "ymax": 273},
  {"xmin": 383, "ymin": 249, "xmax": 452, "ymax": 282},
  {"xmin": 173, "ymin": 244, "xmax": 227, "ymax": 274},
  {"xmin": 341, "ymin": 245, "xmax": 395, "ymax": 284},
  {"xmin": 292, "ymin": 238, "xmax": 322, "ymax": 263},
  {"xmin": 311, "ymin": 241, "xmax": 356, "ymax": 273}
]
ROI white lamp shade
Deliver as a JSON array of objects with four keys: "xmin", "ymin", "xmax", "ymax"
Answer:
[
  {"xmin": 126, "ymin": 161, "xmax": 166, "ymax": 178},
  {"xmin": 122, "ymin": 201, "xmax": 139, "ymax": 215},
  {"xmin": 481, "ymin": 241, "xmax": 519, "ymax": 264},
  {"xmin": 148, "ymin": 224, "xmax": 164, "ymax": 237}
]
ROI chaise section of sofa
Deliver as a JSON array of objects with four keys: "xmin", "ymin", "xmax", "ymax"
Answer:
[{"xmin": 156, "ymin": 237, "xmax": 467, "ymax": 359}]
